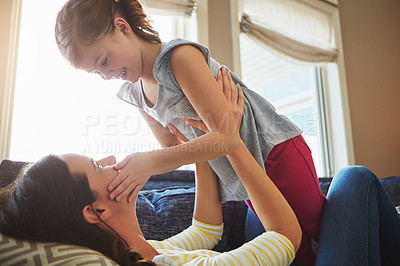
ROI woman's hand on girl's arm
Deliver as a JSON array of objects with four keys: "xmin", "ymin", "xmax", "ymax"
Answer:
[
  {"xmin": 108, "ymin": 67, "xmax": 244, "ymax": 203},
  {"xmin": 174, "ymin": 64, "xmax": 301, "ymax": 250},
  {"xmin": 180, "ymin": 67, "xmax": 245, "ymax": 135},
  {"xmin": 166, "ymin": 69, "xmax": 243, "ymax": 225},
  {"xmin": 170, "ymin": 45, "xmax": 241, "ymax": 153},
  {"xmin": 129, "ymin": 56, "xmax": 243, "ymax": 177}
]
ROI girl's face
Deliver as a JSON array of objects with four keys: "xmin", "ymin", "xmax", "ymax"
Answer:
[
  {"xmin": 77, "ymin": 18, "xmax": 143, "ymax": 84},
  {"xmin": 61, "ymin": 154, "xmax": 130, "ymax": 209}
]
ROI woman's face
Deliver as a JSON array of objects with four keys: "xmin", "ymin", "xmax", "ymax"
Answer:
[{"xmin": 61, "ymin": 154, "xmax": 128, "ymax": 206}]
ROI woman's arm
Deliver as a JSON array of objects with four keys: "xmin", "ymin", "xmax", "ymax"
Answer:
[
  {"xmin": 226, "ymin": 144, "xmax": 302, "ymax": 252},
  {"xmin": 166, "ymin": 74, "xmax": 301, "ymax": 263},
  {"xmin": 170, "ymin": 45, "xmax": 241, "ymax": 152},
  {"xmin": 171, "ymin": 72, "xmax": 301, "ymax": 251},
  {"xmin": 149, "ymin": 219, "xmax": 223, "ymax": 252},
  {"xmin": 193, "ymin": 162, "xmax": 222, "ymax": 225},
  {"xmin": 147, "ymin": 152, "xmax": 223, "ymax": 252}
]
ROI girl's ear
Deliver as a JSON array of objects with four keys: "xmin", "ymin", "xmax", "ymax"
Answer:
[
  {"xmin": 82, "ymin": 205, "xmax": 112, "ymax": 224},
  {"xmin": 114, "ymin": 17, "xmax": 131, "ymax": 36}
]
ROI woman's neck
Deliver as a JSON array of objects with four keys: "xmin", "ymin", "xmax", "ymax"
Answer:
[{"xmin": 106, "ymin": 207, "xmax": 159, "ymax": 260}]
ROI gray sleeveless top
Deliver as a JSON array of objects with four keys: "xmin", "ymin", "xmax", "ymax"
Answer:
[{"xmin": 117, "ymin": 38, "xmax": 301, "ymax": 201}]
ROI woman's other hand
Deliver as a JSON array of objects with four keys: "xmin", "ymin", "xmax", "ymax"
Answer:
[{"xmin": 173, "ymin": 67, "xmax": 245, "ymax": 138}]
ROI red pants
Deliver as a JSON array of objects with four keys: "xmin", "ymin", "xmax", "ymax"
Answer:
[{"xmin": 246, "ymin": 135, "xmax": 326, "ymax": 266}]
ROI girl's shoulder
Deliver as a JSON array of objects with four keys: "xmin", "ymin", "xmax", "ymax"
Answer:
[
  {"xmin": 153, "ymin": 38, "xmax": 211, "ymax": 89},
  {"xmin": 155, "ymin": 39, "xmax": 210, "ymax": 71},
  {"xmin": 159, "ymin": 38, "xmax": 210, "ymax": 61}
]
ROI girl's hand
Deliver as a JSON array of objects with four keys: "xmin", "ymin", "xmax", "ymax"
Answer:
[
  {"xmin": 167, "ymin": 124, "xmax": 189, "ymax": 143},
  {"xmin": 109, "ymin": 152, "xmax": 154, "ymax": 202},
  {"xmin": 178, "ymin": 67, "xmax": 245, "ymax": 135}
]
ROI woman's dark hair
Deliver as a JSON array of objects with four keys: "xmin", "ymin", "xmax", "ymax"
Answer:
[
  {"xmin": 0, "ymin": 155, "xmax": 155, "ymax": 266},
  {"xmin": 55, "ymin": 0, "xmax": 161, "ymax": 68}
]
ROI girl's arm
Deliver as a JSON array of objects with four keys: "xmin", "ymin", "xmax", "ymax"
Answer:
[
  {"xmin": 138, "ymin": 110, "xmax": 183, "ymax": 148},
  {"xmin": 110, "ymin": 66, "xmax": 241, "ymax": 202},
  {"xmin": 170, "ymin": 45, "xmax": 240, "ymax": 143}
]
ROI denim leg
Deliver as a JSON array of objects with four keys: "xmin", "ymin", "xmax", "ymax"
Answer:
[
  {"xmin": 315, "ymin": 166, "xmax": 400, "ymax": 266},
  {"xmin": 244, "ymin": 208, "xmax": 265, "ymax": 243},
  {"xmin": 376, "ymin": 175, "xmax": 400, "ymax": 265}
]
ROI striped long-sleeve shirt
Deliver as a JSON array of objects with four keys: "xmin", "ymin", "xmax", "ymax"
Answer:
[{"xmin": 149, "ymin": 219, "xmax": 295, "ymax": 265}]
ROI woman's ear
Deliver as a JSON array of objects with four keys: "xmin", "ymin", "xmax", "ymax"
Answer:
[
  {"xmin": 114, "ymin": 17, "xmax": 131, "ymax": 36},
  {"xmin": 82, "ymin": 205, "xmax": 112, "ymax": 224}
]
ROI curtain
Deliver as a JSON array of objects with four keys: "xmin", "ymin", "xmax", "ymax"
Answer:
[
  {"xmin": 142, "ymin": 0, "xmax": 197, "ymax": 18},
  {"xmin": 239, "ymin": 0, "xmax": 337, "ymax": 64}
]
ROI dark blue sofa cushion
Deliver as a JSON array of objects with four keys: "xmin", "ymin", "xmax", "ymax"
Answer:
[
  {"xmin": 137, "ymin": 186, "xmax": 195, "ymax": 241},
  {"xmin": 1, "ymin": 160, "xmax": 398, "ymax": 252}
]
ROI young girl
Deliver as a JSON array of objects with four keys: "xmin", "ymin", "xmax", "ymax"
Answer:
[{"xmin": 55, "ymin": 0, "xmax": 325, "ymax": 264}]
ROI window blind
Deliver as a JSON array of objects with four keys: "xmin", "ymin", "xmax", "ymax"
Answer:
[
  {"xmin": 239, "ymin": 0, "xmax": 337, "ymax": 64},
  {"xmin": 142, "ymin": 0, "xmax": 197, "ymax": 18}
]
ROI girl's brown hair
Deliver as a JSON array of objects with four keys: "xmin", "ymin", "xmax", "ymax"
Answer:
[
  {"xmin": 55, "ymin": 0, "xmax": 161, "ymax": 68},
  {"xmin": 0, "ymin": 155, "xmax": 155, "ymax": 265}
]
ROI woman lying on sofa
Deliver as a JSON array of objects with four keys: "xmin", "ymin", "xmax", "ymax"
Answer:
[
  {"xmin": 0, "ymin": 74, "xmax": 301, "ymax": 265},
  {"xmin": 0, "ymin": 73, "xmax": 399, "ymax": 265}
]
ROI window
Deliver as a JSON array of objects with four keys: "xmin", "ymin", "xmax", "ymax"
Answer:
[
  {"xmin": 240, "ymin": 35, "xmax": 329, "ymax": 176},
  {"xmin": 9, "ymin": 0, "xmax": 197, "ymax": 162},
  {"xmin": 235, "ymin": 0, "xmax": 352, "ymax": 177}
]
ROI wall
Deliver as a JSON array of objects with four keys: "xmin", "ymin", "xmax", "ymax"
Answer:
[
  {"xmin": 338, "ymin": 0, "xmax": 400, "ymax": 177},
  {"xmin": 207, "ymin": 0, "xmax": 234, "ymax": 69}
]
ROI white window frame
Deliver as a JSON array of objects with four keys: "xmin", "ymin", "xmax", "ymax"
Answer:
[
  {"xmin": 302, "ymin": 0, "xmax": 355, "ymax": 175},
  {"xmin": 0, "ymin": 0, "xmax": 22, "ymax": 161}
]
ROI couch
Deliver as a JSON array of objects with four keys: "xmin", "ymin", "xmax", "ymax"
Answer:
[{"xmin": 0, "ymin": 159, "xmax": 399, "ymax": 265}]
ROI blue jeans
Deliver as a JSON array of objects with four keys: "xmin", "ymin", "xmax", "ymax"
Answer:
[
  {"xmin": 245, "ymin": 166, "xmax": 400, "ymax": 265},
  {"xmin": 315, "ymin": 166, "xmax": 400, "ymax": 265}
]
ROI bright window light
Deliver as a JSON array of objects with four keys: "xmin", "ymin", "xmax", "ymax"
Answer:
[
  {"xmin": 10, "ymin": 0, "xmax": 196, "ymax": 163},
  {"xmin": 240, "ymin": 35, "xmax": 327, "ymax": 176}
]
